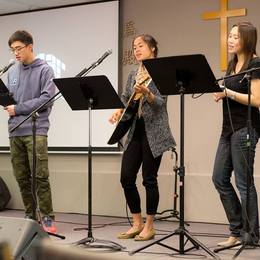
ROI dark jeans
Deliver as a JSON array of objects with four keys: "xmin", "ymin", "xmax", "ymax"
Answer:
[
  {"xmin": 212, "ymin": 127, "xmax": 259, "ymax": 242},
  {"xmin": 120, "ymin": 118, "xmax": 162, "ymax": 215}
]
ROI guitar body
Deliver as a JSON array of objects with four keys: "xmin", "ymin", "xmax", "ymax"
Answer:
[
  {"xmin": 108, "ymin": 75, "xmax": 151, "ymax": 145},
  {"xmin": 107, "ymin": 99, "xmax": 139, "ymax": 145}
]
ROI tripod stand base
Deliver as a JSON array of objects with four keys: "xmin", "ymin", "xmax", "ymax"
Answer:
[
  {"xmin": 75, "ymin": 236, "xmax": 125, "ymax": 251},
  {"xmin": 46, "ymin": 231, "xmax": 66, "ymax": 240},
  {"xmin": 129, "ymin": 227, "xmax": 220, "ymax": 259},
  {"xmin": 232, "ymin": 243, "xmax": 260, "ymax": 259}
]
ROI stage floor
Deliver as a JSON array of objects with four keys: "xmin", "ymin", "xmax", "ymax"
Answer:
[{"xmin": 0, "ymin": 209, "xmax": 259, "ymax": 260}]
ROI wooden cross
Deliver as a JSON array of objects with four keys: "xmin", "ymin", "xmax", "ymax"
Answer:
[{"xmin": 202, "ymin": 0, "xmax": 246, "ymax": 71}]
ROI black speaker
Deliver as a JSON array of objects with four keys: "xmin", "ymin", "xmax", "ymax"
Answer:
[
  {"xmin": 0, "ymin": 217, "xmax": 48, "ymax": 260},
  {"xmin": 0, "ymin": 177, "xmax": 11, "ymax": 211}
]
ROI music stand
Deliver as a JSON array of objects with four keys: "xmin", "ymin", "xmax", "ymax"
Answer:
[
  {"xmin": 0, "ymin": 79, "xmax": 16, "ymax": 106},
  {"xmin": 53, "ymin": 75, "xmax": 125, "ymax": 250},
  {"xmin": 129, "ymin": 54, "xmax": 221, "ymax": 259}
]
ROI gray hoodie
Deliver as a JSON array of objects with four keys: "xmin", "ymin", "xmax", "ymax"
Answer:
[{"xmin": 7, "ymin": 58, "xmax": 55, "ymax": 137}]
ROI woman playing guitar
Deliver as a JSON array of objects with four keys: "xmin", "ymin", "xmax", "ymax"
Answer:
[{"xmin": 109, "ymin": 34, "xmax": 175, "ymax": 241}]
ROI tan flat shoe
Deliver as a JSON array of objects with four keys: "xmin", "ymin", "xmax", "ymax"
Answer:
[
  {"xmin": 117, "ymin": 227, "xmax": 143, "ymax": 239},
  {"xmin": 217, "ymin": 236, "xmax": 240, "ymax": 247},
  {"xmin": 134, "ymin": 228, "xmax": 156, "ymax": 241}
]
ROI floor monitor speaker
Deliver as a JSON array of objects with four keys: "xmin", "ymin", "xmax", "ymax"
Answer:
[{"xmin": 0, "ymin": 216, "xmax": 48, "ymax": 260}]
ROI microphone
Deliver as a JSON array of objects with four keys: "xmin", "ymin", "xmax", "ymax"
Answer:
[
  {"xmin": 93, "ymin": 49, "xmax": 112, "ymax": 67},
  {"xmin": 0, "ymin": 59, "xmax": 15, "ymax": 75},
  {"xmin": 75, "ymin": 50, "xmax": 113, "ymax": 77}
]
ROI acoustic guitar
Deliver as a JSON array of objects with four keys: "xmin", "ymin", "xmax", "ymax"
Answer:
[{"xmin": 108, "ymin": 76, "xmax": 151, "ymax": 145}]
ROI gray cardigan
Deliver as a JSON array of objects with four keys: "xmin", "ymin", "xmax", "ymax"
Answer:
[{"xmin": 121, "ymin": 69, "xmax": 176, "ymax": 158}]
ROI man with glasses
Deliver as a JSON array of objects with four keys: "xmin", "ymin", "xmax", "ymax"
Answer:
[{"xmin": 4, "ymin": 30, "xmax": 56, "ymax": 233}]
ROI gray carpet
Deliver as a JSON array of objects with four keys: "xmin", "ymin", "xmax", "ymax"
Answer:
[{"xmin": 0, "ymin": 209, "xmax": 260, "ymax": 260}]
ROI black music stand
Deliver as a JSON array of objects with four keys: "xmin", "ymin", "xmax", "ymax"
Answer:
[
  {"xmin": 129, "ymin": 54, "xmax": 221, "ymax": 259},
  {"xmin": 0, "ymin": 79, "xmax": 16, "ymax": 106},
  {"xmin": 53, "ymin": 75, "xmax": 125, "ymax": 250}
]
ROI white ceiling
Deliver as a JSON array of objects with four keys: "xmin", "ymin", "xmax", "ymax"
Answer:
[{"xmin": 0, "ymin": 0, "xmax": 104, "ymax": 15}]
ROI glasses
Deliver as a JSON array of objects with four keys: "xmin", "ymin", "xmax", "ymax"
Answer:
[{"xmin": 9, "ymin": 45, "xmax": 27, "ymax": 54}]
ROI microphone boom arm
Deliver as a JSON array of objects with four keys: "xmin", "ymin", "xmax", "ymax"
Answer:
[{"xmin": 216, "ymin": 66, "xmax": 260, "ymax": 83}]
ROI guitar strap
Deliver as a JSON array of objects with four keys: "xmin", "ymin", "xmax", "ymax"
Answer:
[
  {"xmin": 137, "ymin": 97, "xmax": 143, "ymax": 118},
  {"xmin": 135, "ymin": 66, "xmax": 152, "ymax": 118}
]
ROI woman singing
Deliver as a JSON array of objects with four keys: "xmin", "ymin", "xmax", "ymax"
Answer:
[
  {"xmin": 109, "ymin": 34, "xmax": 175, "ymax": 241},
  {"xmin": 213, "ymin": 22, "xmax": 260, "ymax": 247}
]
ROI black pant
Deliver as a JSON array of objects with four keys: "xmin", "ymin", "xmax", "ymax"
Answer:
[{"xmin": 120, "ymin": 118, "xmax": 162, "ymax": 215}]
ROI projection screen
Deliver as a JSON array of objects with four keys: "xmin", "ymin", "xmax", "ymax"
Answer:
[{"xmin": 0, "ymin": 0, "xmax": 119, "ymax": 153}]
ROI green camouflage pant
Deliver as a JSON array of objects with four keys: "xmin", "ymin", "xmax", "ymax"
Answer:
[{"xmin": 10, "ymin": 136, "xmax": 54, "ymax": 218}]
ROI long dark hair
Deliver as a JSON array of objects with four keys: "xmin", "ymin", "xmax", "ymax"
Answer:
[
  {"xmin": 132, "ymin": 34, "xmax": 158, "ymax": 57},
  {"xmin": 227, "ymin": 21, "xmax": 257, "ymax": 74}
]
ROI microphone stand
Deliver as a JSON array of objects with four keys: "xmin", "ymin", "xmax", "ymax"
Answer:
[
  {"xmin": 74, "ymin": 62, "xmax": 97, "ymax": 77},
  {"xmin": 215, "ymin": 66, "xmax": 260, "ymax": 82},
  {"xmin": 72, "ymin": 55, "xmax": 124, "ymax": 251},
  {"xmin": 214, "ymin": 66, "xmax": 260, "ymax": 258},
  {"xmin": 10, "ymin": 91, "xmax": 66, "ymax": 241},
  {"xmin": 0, "ymin": 70, "xmax": 5, "ymax": 77},
  {"xmin": 0, "ymin": 60, "xmax": 15, "ymax": 77},
  {"xmin": 155, "ymin": 148, "xmax": 190, "ymax": 227}
]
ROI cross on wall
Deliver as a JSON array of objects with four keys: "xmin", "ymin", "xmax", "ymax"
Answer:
[{"xmin": 202, "ymin": 0, "xmax": 246, "ymax": 71}]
